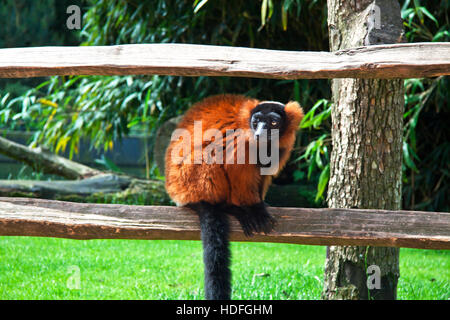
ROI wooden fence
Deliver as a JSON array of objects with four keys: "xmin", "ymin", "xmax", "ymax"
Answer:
[
  {"xmin": 0, "ymin": 197, "xmax": 449, "ymax": 250},
  {"xmin": 0, "ymin": 42, "xmax": 449, "ymax": 250},
  {"xmin": 0, "ymin": 43, "xmax": 449, "ymax": 79}
]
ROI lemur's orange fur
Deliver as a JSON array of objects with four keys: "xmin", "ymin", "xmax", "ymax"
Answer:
[{"xmin": 165, "ymin": 94, "xmax": 303, "ymax": 207}]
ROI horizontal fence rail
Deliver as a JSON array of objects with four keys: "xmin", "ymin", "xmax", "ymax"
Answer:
[
  {"xmin": 0, "ymin": 42, "xmax": 449, "ymax": 79},
  {"xmin": 0, "ymin": 197, "xmax": 449, "ymax": 250}
]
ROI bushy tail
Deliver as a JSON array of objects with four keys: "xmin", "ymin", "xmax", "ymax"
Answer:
[{"xmin": 189, "ymin": 201, "xmax": 231, "ymax": 300}]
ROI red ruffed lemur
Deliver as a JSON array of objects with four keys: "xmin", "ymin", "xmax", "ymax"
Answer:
[{"xmin": 165, "ymin": 94, "xmax": 303, "ymax": 300}]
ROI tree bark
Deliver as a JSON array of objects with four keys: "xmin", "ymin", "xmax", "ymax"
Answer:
[{"xmin": 323, "ymin": 0, "xmax": 404, "ymax": 300}]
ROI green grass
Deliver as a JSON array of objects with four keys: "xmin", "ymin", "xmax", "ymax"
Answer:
[{"xmin": 0, "ymin": 237, "xmax": 448, "ymax": 300}]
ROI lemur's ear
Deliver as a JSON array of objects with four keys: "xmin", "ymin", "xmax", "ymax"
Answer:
[{"xmin": 284, "ymin": 101, "xmax": 304, "ymax": 128}]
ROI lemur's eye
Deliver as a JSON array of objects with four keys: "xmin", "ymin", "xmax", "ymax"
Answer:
[{"xmin": 271, "ymin": 121, "xmax": 278, "ymax": 126}]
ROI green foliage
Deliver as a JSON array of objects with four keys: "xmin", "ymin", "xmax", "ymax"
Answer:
[
  {"xmin": 401, "ymin": 0, "xmax": 449, "ymax": 42},
  {"xmin": 0, "ymin": 0, "xmax": 85, "ymax": 97},
  {"xmin": 403, "ymin": 76, "xmax": 449, "ymax": 211},
  {"xmin": 94, "ymin": 155, "xmax": 122, "ymax": 173},
  {"xmin": 298, "ymin": 0, "xmax": 450, "ymax": 211},
  {"xmin": 1, "ymin": 75, "xmax": 170, "ymax": 156},
  {"xmin": 294, "ymin": 98, "xmax": 331, "ymax": 202},
  {"xmin": 396, "ymin": 1, "xmax": 449, "ymax": 211},
  {"xmin": 0, "ymin": 0, "xmax": 72, "ymax": 48}
]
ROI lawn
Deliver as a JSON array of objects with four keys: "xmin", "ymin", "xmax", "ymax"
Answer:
[{"xmin": 0, "ymin": 237, "xmax": 448, "ymax": 300}]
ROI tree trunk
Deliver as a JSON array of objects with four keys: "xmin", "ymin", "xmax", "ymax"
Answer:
[{"xmin": 323, "ymin": 0, "xmax": 404, "ymax": 300}]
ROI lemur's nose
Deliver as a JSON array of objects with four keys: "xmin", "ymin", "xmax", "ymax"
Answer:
[{"xmin": 254, "ymin": 122, "xmax": 266, "ymax": 139}]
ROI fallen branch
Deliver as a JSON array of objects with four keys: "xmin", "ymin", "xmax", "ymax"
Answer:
[
  {"xmin": 0, "ymin": 136, "xmax": 100, "ymax": 179},
  {"xmin": 0, "ymin": 197, "xmax": 448, "ymax": 250}
]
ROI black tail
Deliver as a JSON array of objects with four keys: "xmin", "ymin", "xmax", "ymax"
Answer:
[{"xmin": 188, "ymin": 201, "xmax": 231, "ymax": 300}]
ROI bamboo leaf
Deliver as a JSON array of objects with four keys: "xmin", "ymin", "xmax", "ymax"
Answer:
[
  {"xmin": 403, "ymin": 141, "xmax": 419, "ymax": 172},
  {"xmin": 282, "ymin": 4, "xmax": 288, "ymax": 31},
  {"xmin": 315, "ymin": 164, "xmax": 330, "ymax": 202},
  {"xmin": 261, "ymin": 0, "xmax": 268, "ymax": 28},
  {"xmin": 193, "ymin": 0, "xmax": 209, "ymax": 13},
  {"xmin": 418, "ymin": 6, "xmax": 438, "ymax": 26}
]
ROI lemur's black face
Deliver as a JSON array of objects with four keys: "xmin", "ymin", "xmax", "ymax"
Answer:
[{"xmin": 250, "ymin": 102, "xmax": 286, "ymax": 140}]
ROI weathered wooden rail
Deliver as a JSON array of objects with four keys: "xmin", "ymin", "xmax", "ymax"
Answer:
[
  {"xmin": 0, "ymin": 197, "xmax": 448, "ymax": 250},
  {"xmin": 0, "ymin": 42, "xmax": 449, "ymax": 79}
]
